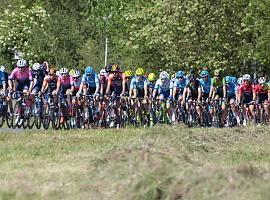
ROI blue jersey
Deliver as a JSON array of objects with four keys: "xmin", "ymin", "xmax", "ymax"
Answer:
[
  {"xmin": 199, "ymin": 77, "xmax": 211, "ymax": 94},
  {"xmin": 130, "ymin": 76, "xmax": 148, "ymax": 90},
  {"xmin": 173, "ymin": 78, "xmax": 187, "ymax": 94},
  {"xmin": 0, "ymin": 71, "xmax": 5, "ymax": 86},
  {"xmin": 81, "ymin": 73, "xmax": 99, "ymax": 88},
  {"xmin": 147, "ymin": 82, "xmax": 155, "ymax": 90},
  {"xmin": 226, "ymin": 82, "xmax": 236, "ymax": 97}
]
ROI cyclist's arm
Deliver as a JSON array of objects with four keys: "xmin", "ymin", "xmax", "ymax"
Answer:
[
  {"xmin": 105, "ymin": 76, "xmax": 111, "ymax": 95},
  {"xmin": 121, "ymin": 75, "xmax": 126, "ymax": 95},
  {"xmin": 144, "ymin": 82, "xmax": 148, "ymax": 97},
  {"xmin": 182, "ymin": 87, "xmax": 187, "ymax": 102},
  {"xmin": 198, "ymin": 87, "xmax": 202, "ymax": 102},
  {"xmin": 41, "ymin": 78, "xmax": 48, "ymax": 93},
  {"xmin": 223, "ymin": 85, "xmax": 227, "ymax": 99},
  {"xmin": 268, "ymin": 89, "xmax": 270, "ymax": 102},
  {"xmin": 55, "ymin": 80, "xmax": 61, "ymax": 94}
]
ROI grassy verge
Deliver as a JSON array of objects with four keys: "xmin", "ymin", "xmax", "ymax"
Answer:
[{"xmin": 0, "ymin": 126, "xmax": 269, "ymax": 200}]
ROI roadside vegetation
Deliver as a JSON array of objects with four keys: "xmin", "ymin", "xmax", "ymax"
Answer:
[{"xmin": 0, "ymin": 126, "xmax": 269, "ymax": 200}]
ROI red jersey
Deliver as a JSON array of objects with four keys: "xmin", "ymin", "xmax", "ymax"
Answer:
[
  {"xmin": 107, "ymin": 73, "xmax": 125, "ymax": 88},
  {"xmin": 238, "ymin": 83, "xmax": 254, "ymax": 96},
  {"xmin": 254, "ymin": 84, "xmax": 269, "ymax": 94}
]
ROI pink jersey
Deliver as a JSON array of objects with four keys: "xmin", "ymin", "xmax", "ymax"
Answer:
[
  {"xmin": 58, "ymin": 75, "xmax": 74, "ymax": 89},
  {"xmin": 9, "ymin": 67, "xmax": 32, "ymax": 83}
]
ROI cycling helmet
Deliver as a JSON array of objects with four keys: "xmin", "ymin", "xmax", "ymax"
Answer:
[
  {"xmin": 237, "ymin": 77, "xmax": 243, "ymax": 85},
  {"xmin": 69, "ymin": 69, "xmax": 74, "ymax": 76},
  {"xmin": 85, "ymin": 66, "xmax": 93, "ymax": 75},
  {"xmin": 124, "ymin": 70, "xmax": 133, "ymax": 78},
  {"xmin": 17, "ymin": 59, "xmax": 27, "ymax": 68},
  {"xmin": 171, "ymin": 74, "xmax": 176, "ymax": 82},
  {"xmin": 224, "ymin": 76, "xmax": 232, "ymax": 84},
  {"xmin": 105, "ymin": 64, "xmax": 112, "ymax": 72},
  {"xmin": 111, "ymin": 64, "xmax": 120, "ymax": 72},
  {"xmin": 148, "ymin": 73, "xmax": 156, "ymax": 82},
  {"xmin": 176, "ymin": 70, "xmax": 185, "ymax": 78},
  {"xmin": 231, "ymin": 76, "xmax": 237, "ymax": 84},
  {"xmin": 72, "ymin": 70, "xmax": 80, "ymax": 78},
  {"xmin": 100, "ymin": 69, "xmax": 107, "ymax": 76},
  {"xmin": 189, "ymin": 74, "xmax": 196, "ymax": 82},
  {"xmin": 214, "ymin": 68, "xmax": 222, "ymax": 76},
  {"xmin": 200, "ymin": 70, "xmax": 209, "ymax": 78},
  {"xmin": 32, "ymin": 63, "xmax": 41, "ymax": 71},
  {"xmin": 258, "ymin": 77, "xmax": 266, "ymax": 84},
  {"xmin": 0, "ymin": 65, "xmax": 6, "ymax": 72},
  {"xmin": 135, "ymin": 68, "xmax": 144, "ymax": 76},
  {"xmin": 59, "ymin": 67, "xmax": 68, "ymax": 75},
  {"xmin": 159, "ymin": 71, "xmax": 169, "ymax": 80},
  {"xmin": 49, "ymin": 68, "xmax": 56, "ymax": 75},
  {"xmin": 243, "ymin": 74, "xmax": 251, "ymax": 81}
]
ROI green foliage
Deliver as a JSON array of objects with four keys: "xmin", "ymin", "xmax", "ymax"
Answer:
[{"xmin": 0, "ymin": 0, "xmax": 269, "ymax": 75}]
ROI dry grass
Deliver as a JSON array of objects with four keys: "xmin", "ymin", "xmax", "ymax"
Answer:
[{"xmin": 0, "ymin": 125, "xmax": 269, "ymax": 200}]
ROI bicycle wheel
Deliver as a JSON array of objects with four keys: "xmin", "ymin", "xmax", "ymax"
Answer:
[
  {"xmin": 43, "ymin": 103, "xmax": 50, "ymax": 130},
  {"xmin": 26, "ymin": 102, "xmax": 34, "ymax": 129}
]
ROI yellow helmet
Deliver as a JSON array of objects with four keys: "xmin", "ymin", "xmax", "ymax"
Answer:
[
  {"xmin": 69, "ymin": 69, "xmax": 74, "ymax": 76},
  {"xmin": 124, "ymin": 70, "xmax": 133, "ymax": 78},
  {"xmin": 135, "ymin": 68, "xmax": 144, "ymax": 76},
  {"xmin": 148, "ymin": 73, "xmax": 156, "ymax": 81}
]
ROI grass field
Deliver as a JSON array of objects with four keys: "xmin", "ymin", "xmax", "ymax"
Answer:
[{"xmin": 0, "ymin": 125, "xmax": 269, "ymax": 200}]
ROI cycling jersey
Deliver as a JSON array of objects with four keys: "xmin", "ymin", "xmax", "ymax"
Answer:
[
  {"xmin": 9, "ymin": 67, "xmax": 33, "ymax": 91},
  {"xmin": 130, "ymin": 76, "xmax": 148, "ymax": 90},
  {"xmin": 98, "ymin": 74, "xmax": 108, "ymax": 95},
  {"xmin": 0, "ymin": 71, "xmax": 5, "ymax": 84},
  {"xmin": 73, "ymin": 77, "xmax": 82, "ymax": 92},
  {"xmin": 107, "ymin": 73, "xmax": 125, "ymax": 95},
  {"xmin": 82, "ymin": 73, "xmax": 99, "ymax": 88},
  {"xmin": 31, "ymin": 69, "xmax": 46, "ymax": 93},
  {"xmin": 211, "ymin": 77, "xmax": 225, "ymax": 97},
  {"xmin": 226, "ymin": 82, "xmax": 236, "ymax": 97},
  {"xmin": 199, "ymin": 77, "xmax": 211, "ymax": 94},
  {"xmin": 254, "ymin": 83, "xmax": 269, "ymax": 103},
  {"xmin": 43, "ymin": 75, "xmax": 58, "ymax": 92},
  {"xmin": 58, "ymin": 75, "xmax": 74, "ymax": 93},
  {"xmin": 186, "ymin": 80, "xmax": 199, "ymax": 100},
  {"xmin": 154, "ymin": 79, "xmax": 173, "ymax": 98},
  {"xmin": 174, "ymin": 78, "xmax": 187, "ymax": 95},
  {"xmin": 238, "ymin": 83, "xmax": 254, "ymax": 104}
]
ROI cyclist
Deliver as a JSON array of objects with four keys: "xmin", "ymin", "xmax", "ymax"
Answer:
[
  {"xmin": 153, "ymin": 71, "xmax": 174, "ymax": 123},
  {"xmin": 254, "ymin": 77, "xmax": 270, "ymax": 122},
  {"xmin": 124, "ymin": 70, "xmax": 133, "ymax": 97},
  {"xmin": 147, "ymin": 73, "xmax": 156, "ymax": 97},
  {"xmin": 30, "ymin": 63, "xmax": 46, "ymax": 96},
  {"xmin": 105, "ymin": 64, "xmax": 126, "ymax": 127},
  {"xmin": 0, "ymin": 65, "xmax": 9, "ymax": 84},
  {"xmin": 8, "ymin": 59, "xmax": 33, "ymax": 93},
  {"xmin": 209, "ymin": 68, "xmax": 226, "ymax": 125},
  {"xmin": 79, "ymin": 66, "xmax": 100, "ymax": 96},
  {"xmin": 41, "ymin": 68, "xmax": 58, "ymax": 100},
  {"xmin": 0, "ymin": 66, "xmax": 7, "ymax": 93},
  {"xmin": 99, "ymin": 68, "xmax": 108, "ymax": 96},
  {"xmin": 181, "ymin": 74, "xmax": 201, "ymax": 123},
  {"xmin": 129, "ymin": 68, "xmax": 149, "ymax": 122},
  {"xmin": 173, "ymin": 70, "xmax": 187, "ymax": 102},
  {"xmin": 55, "ymin": 67, "xmax": 74, "ymax": 115},
  {"xmin": 224, "ymin": 76, "xmax": 239, "ymax": 125},
  {"xmin": 238, "ymin": 74, "xmax": 255, "ymax": 126}
]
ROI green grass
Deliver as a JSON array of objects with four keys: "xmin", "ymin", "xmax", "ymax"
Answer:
[{"xmin": 0, "ymin": 126, "xmax": 269, "ymax": 200}]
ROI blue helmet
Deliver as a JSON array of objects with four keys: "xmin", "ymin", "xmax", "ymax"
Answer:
[
  {"xmin": 231, "ymin": 76, "xmax": 237, "ymax": 84},
  {"xmin": 85, "ymin": 66, "xmax": 93, "ymax": 75},
  {"xmin": 225, "ymin": 76, "xmax": 232, "ymax": 84},
  {"xmin": 200, "ymin": 70, "xmax": 209, "ymax": 78},
  {"xmin": 175, "ymin": 70, "xmax": 185, "ymax": 78}
]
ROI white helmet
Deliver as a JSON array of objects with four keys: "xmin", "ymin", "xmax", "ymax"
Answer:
[
  {"xmin": 17, "ymin": 59, "xmax": 27, "ymax": 68},
  {"xmin": 72, "ymin": 69, "xmax": 80, "ymax": 78},
  {"xmin": 100, "ymin": 69, "xmax": 107, "ymax": 76},
  {"xmin": 258, "ymin": 77, "xmax": 266, "ymax": 84},
  {"xmin": 59, "ymin": 67, "xmax": 68, "ymax": 75},
  {"xmin": 32, "ymin": 63, "xmax": 41, "ymax": 71},
  {"xmin": 56, "ymin": 70, "xmax": 60, "ymax": 77},
  {"xmin": 0, "ymin": 65, "xmax": 5, "ymax": 72},
  {"xmin": 237, "ymin": 77, "xmax": 243, "ymax": 85},
  {"xmin": 243, "ymin": 74, "xmax": 251, "ymax": 81},
  {"xmin": 159, "ymin": 71, "xmax": 169, "ymax": 79}
]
